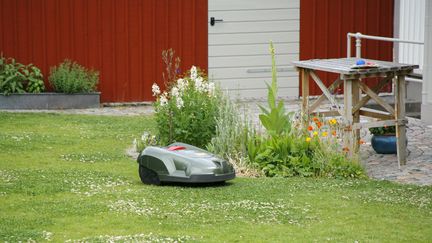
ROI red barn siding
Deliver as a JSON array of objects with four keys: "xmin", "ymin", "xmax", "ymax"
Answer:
[
  {"xmin": 0, "ymin": 0, "xmax": 208, "ymax": 102},
  {"xmin": 300, "ymin": 0, "xmax": 394, "ymax": 96}
]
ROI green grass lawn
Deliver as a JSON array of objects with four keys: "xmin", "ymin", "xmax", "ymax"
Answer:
[{"xmin": 0, "ymin": 112, "xmax": 431, "ymax": 242}]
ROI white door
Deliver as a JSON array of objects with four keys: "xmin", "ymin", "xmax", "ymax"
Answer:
[{"xmin": 208, "ymin": 0, "xmax": 300, "ymax": 100}]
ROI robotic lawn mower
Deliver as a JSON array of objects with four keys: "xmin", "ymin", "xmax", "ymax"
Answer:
[{"xmin": 137, "ymin": 142, "xmax": 236, "ymax": 185}]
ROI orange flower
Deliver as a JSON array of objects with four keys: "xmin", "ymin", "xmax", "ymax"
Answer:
[
  {"xmin": 316, "ymin": 121, "xmax": 323, "ymax": 129},
  {"xmin": 331, "ymin": 130, "xmax": 337, "ymax": 136},
  {"xmin": 359, "ymin": 139, "xmax": 365, "ymax": 145},
  {"xmin": 305, "ymin": 137, "xmax": 312, "ymax": 142},
  {"xmin": 308, "ymin": 125, "xmax": 314, "ymax": 131},
  {"xmin": 342, "ymin": 147, "xmax": 350, "ymax": 152},
  {"xmin": 313, "ymin": 117, "xmax": 319, "ymax": 122}
]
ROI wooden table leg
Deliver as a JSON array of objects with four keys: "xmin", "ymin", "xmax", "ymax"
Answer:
[
  {"xmin": 396, "ymin": 75, "xmax": 407, "ymax": 166},
  {"xmin": 343, "ymin": 79, "xmax": 353, "ymax": 157},
  {"xmin": 301, "ymin": 69, "xmax": 310, "ymax": 126},
  {"xmin": 352, "ymin": 79, "xmax": 360, "ymax": 153}
]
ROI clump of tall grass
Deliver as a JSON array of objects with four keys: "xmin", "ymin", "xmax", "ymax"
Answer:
[{"xmin": 207, "ymin": 95, "xmax": 261, "ymax": 177}]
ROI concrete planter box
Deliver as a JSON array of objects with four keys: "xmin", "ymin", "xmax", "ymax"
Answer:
[{"xmin": 0, "ymin": 92, "xmax": 100, "ymax": 109}]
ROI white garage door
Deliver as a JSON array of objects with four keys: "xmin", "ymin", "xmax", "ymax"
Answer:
[{"xmin": 208, "ymin": 0, "xmax": 300, "ymax": 100}]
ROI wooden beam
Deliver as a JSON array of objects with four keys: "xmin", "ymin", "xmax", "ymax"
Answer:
[
  {"xmin": 352, "ymin": 80, "xmax": 360, "ymax": 153},
  {"xmin": 359, "ymin": 109, "xmax": 394, "ymax": 120},
  {"xmin": 301, "ymin": 69, "xmax": 310, "ymax": 126},
  {"xmin": 353, "ymin": 75, "xmax": 394, "ymax": 113},
  {"xmin": 309, "ymin": 71, "xmax": 344, "ymax": 117},
  {"xmin": 352, "ymin": 119, "xmax": 407, "ymax": 130},
  {"xmin": 343, "ymin": 79, "xmax": 354, "ymax": 157},
  {"xmin": 358, "ymin": 82, "xmax": 396, "ymax": 116},
  {"xmin": 309, "ymin": 78, "xmax": 343, "ymax": 113},
  {"xmin": 396, "ymin": 75, "xmax": 407, "ymax": 166},
  {"xmin": 310, "ymin": 110, "xmax": 340, "ymax": 117},
  {"xmin": 342, "ymin": 72, "xmax": 389, "ymax": 80}
]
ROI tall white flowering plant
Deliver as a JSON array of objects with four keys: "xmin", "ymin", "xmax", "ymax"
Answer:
[{"xmin": 152, "ymin": 66, "xmax": 219, "ymax": 148}]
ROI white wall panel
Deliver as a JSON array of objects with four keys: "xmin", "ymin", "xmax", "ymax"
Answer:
[
  {"xmin": 209, "ymin": 32, "xmax": 298, "ymax": 45},
  {"xmin": 398, "ymin": 0, "xmax": 425, "ymax": 72},
  {"xmin": 208, "ymin": 0, "xmax": 300, "ymax": 100},
  {"xmin": 217, "ymin": 77, "xmax": 299, "ymax": 89}
]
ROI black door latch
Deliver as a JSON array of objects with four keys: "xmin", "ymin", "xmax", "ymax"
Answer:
[{"xmin": 210, "ymin": 17, "xmax": 224, "ymax": 26}]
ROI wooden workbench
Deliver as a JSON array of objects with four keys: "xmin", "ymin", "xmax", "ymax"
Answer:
[{"xmin": 292, "ymin": 58, "xmax": 418, "ymax": 166}]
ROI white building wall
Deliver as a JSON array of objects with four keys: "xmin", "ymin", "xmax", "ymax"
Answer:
[
  {"xmin": 208, "ymin": 0, "xmax": 300, "ymax": 100},
  {"xmin": 421, "ymin": 0, "xmax": 432, "ymax": 124},
  {"xmin": 397, "ymin": 0, "xmax": 425, "ymax": 72}
]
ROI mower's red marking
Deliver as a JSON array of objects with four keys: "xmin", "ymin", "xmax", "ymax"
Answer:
[{"xmin": 168, "ymin": 146, "xmax": 186, "ymax": 151}]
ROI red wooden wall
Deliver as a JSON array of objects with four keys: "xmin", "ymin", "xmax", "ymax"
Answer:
[
  {"xmin": 300, "ymin": 0, "xmax": 394, "ymax": 96},
  {"xmin": 0, "ymin": 0, "xmax": 208, "ymax": 102}
]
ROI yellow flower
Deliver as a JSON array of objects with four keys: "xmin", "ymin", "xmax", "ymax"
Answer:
[
  {"xmin": 329, "ymin": 119, "xmax": 337, "ymax": 125},
  {"xmin": 305, "ymin": 137, "xmax": 312, "ymax": 142},
  {"xmin": 313, "ymin": 131, "xmax": 318, "ymax": 136},
  {"xmin": 322, "ymin": 132, "xmax": 328, "ymax": 137}
]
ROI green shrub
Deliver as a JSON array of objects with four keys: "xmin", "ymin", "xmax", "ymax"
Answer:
[
  {"xmin": 152, "ymin": 66, "xmax": 219, "ymax": 148},
  {"xmin": 49, "ymin": 59, "xmax": 98, "ymax": 93},
  {"xmin": 207, "ymin": 95, "xmax": 261, "ymax": 176},
  {"xmin": 207, "ymin": 96, "xmax": 249, "ymax": 158},
  {"xmin": 0, "ymin": 55, "xmax": 45, "ymax": 95}
]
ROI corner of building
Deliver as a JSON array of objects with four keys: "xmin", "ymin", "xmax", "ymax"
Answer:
[{"xmin": 421, "ymin": 0, "xmax": 432, "ymax": 125}]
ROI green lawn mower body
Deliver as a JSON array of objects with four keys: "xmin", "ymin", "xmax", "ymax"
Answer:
[{"xmin": 137, "ymin": 142, "xmax": 235, "ymax": 185}]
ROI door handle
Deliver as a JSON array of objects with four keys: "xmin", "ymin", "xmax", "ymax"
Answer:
[{"xmin": 210, "ymin": 17, "xmax": 223, "ymax": 26}]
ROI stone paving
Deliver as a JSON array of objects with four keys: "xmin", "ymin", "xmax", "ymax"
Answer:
[{"xmin": 2, "ymin": 100, "xmax": 431, "ymax": 186}]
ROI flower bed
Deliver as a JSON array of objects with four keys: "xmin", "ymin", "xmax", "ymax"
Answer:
[{"xmin": 0, "ymin": 56, "xmax": 100, "ymax": 109}]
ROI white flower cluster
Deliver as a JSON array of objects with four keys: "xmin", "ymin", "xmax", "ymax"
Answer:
[
  {"xmin": 190, "ymin": 66, "xmax": 215, "ymax": 95},
  {"xmin": 152, "ymin": 65, "xmax": 216, "ymax": 109},
  {"xmin": 151, "ymin": 83, "xmax": 160, "ymax": 96}
]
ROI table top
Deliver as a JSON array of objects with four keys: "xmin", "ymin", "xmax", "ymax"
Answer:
[{"xmin": 292, "ymin": 58, "xmax": 418, "ymax": 75}]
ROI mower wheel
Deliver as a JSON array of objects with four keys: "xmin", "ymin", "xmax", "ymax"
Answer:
[{"xmin": 139, "ymin": 165, "xmax": 160, "ymax": 185}]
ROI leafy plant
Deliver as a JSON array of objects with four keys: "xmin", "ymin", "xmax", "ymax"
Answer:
[
  {"xmin": 49, "ymin": 59, "xmax": 99, "ymax": 94},
  {"xmin": 369, "ymin": 126, "xmax": 396, "ymax": 135},
  {"xmin": 153, "ymin": 64, "xmax": 219, "ymax": 148},
  {"xmin": 24, "ymin": 65, "xmax": 45, "ymax": 93},
  {"xmin": 0, "ymin": 56, "xmax": 26, "ymax": 95},
  {"xmin": 0, "ymin": 55, "xmax": 45, "ymax": 95},
  {"xmin": 258, "ymin": 42, "xmax": 293, "ymax": 135}
]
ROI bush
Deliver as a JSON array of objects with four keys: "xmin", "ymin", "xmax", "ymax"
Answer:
[
  {"xmin": 0, "ymin": 55, "xmax": 45, "ymax": 95},
  {"xmin": 49, "ymin": 59, "xmax": 98, "ymax": 94},
  {"xmin": 207, "ymin": 95, "xmax": 261, "ymax": 176},
  {"xmin": 152, "ymin": 66, "xmax": 219, "ymax": 148}
]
